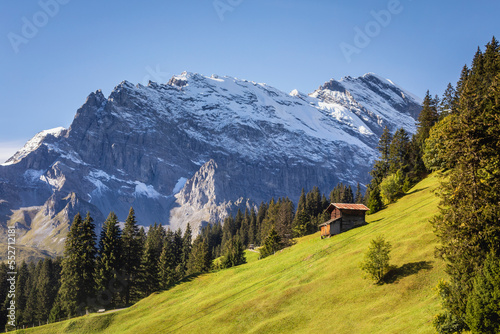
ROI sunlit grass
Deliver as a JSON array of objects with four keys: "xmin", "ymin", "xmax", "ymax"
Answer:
[{"xmin": 21, "ymin": 174, "xmax": 445, "ymax": 334}]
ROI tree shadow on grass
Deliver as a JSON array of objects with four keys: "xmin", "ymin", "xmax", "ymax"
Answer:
[
  {"xmin": 406, "ymin": 186, "xmax": 429, "ymax": 196},
  {"xmin": 382, "ymin": 261, "xmax": 433, "ymax": 284}
]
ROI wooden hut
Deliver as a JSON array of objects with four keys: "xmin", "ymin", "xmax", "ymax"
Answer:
[{"xmin": 319, "ymin": 203, "xmax": 369, "ymax": 238}]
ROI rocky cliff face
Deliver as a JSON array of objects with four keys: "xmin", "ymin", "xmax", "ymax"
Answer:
[{"xmin": 0, "ymin": 72, "xmax": 421, "ymax": 254}]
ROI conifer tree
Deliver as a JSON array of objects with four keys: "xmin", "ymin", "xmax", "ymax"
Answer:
[
  {"xmin": 0, "ymin": 263, "xmax": 9, "ymax": 330},
  {"xmin": 415, "ymin": 91, "xmax": 439, "ymax": 150},
  {"xmin": 58, "ymin": 212, "xmax": 97, "ymax": 316},
  {"xmin": 15, "ymin": 261, "xmax": 30, "ymax": 325},
  {"xmin": 36, "ymin": 259, "xmax": 59, "ymax": 322},
  {"xmin": 367, "ymin": 185, "xmax": 383, "ymax": 214},
  {"xmin": 121, "ymin": 207, "xmax": 142, "ymax": 305},
  {"xmin": 440, "ymin": 83, "xmax": 456, "ymax": 117},
  {"xmin": 187, "ymin": 236, "xmax": 212, "ymax": 274},
  {"xmin": 222, "ymin": 236, "xmax": 246, "ymax": 268},
  {"xmin": 388, "ymin": 128, "xmax": 411, "ymax": 174},
  {"xmin": 355, "ymin": 182, "xmax": 363, "ymax": 203},
  {"xmin": 139, "ymin": 223, "xmax": 165, "ymax": 296},
  {"xmin": 159, "ymin": 230, "xmax": 177, "ymax": 289},
  {"xmin": 432, "ymin": 37, "xmax": 500, "ymax": 333},
  {"xmin": 95, "ymin": 212, "xmax": 123, "ymax": 307},
  {"xmin": 259, "ymin": 228, "xmax": 282, "ymax": 259},
  {"xmin": 23, "ymin": 261, "xmax": 39, "ymax": 325},
  {"xmin": 181, "ymin": 223, "xmax": 192, "ymax": 272}
]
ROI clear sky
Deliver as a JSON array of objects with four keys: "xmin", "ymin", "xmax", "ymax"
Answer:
[{"xmin": 1, "ymin": 0, "xmax": 499, "ymax": 162}]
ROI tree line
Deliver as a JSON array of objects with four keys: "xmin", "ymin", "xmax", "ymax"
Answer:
[
  {"xmin": 365, "ymin": 36, "xmax": 500, "ymax": 333},
  {"xmin": 422, "ymin": 37, "xmax": 500, "ymax": 334},
  {"xmin": 202, "ymin": 182, "xmax": 366, "ymax": 261}
]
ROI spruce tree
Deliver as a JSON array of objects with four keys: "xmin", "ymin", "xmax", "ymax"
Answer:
[
  {"xmin": 355, "ymin": 182, "xmax": 363, "ymax": 203},
  {"xmin": 259, "ymin": 228, "xmax": 282, "ymax": 259},
  {"xmin": 121, "ymin": 207, "xmax": 142, "ymax": 304},
  {"xmin": 59, "ymin": 212, "xmax": 98, "ymax": 316},
  {"xmin": 222, "ymin": 236, "xmax": 246, "ymax": 268},
  {"xmin": 440, "ymin": 83, "xmax": 456, "ymax": 117},
  {"xmin": 181, "ymin": 223, "xmax": 193, "ymax": 273},
  {"xmin": 432, "ymin": 38, "xmax": 500, "ymax": 333},
  {"xmin": 367, "ymin": 185, "xmax": 383, "ymax": 214},
  {"xmin": 415, "ymin": 91, "xmax": 439, "ymax": 151},
  {"xmin": 139, "ymin": 223, "xmax": 165, "ymax": 296},
  {"xmin": 159, "ymin": 230, "xmax": 177, "ymax": 289},
  {"xmin": 36, "ymin": 259, "xmax": 59, "ymax": 323},
  {"xmin": 95, "ymin": 212, "xmax": 123, "ymax": 307},
  {"xmin": 187, "ymin": 236, "xmax": 212, "ymax": 274}
]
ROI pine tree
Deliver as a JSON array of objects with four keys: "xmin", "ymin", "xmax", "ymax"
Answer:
[
  {"xmin": 415, "ymin": 91, "xmax": 439, "ymax": 151},
  {"xmin": 440, "ymin": 83, "xmax": 456, "ymax": 117},
  {"xmin": 121, "ymin": 207, "xmax": 143, "ymax": 305},
  {"xmin": 58, "ymin": 212, "xmax": 97, "ymax": 316},
  {"xmin": 0, "ymin": 263, "xmax": 9, "ymax": 330},
  {"xmin": 181, "ymin": 223, "xmax": 193, "ymax": 274},
  {"xmin": 22, "ymin": 261, "xmax": 40, "ymax": 325},
  {"xmin": 222, "ymin": 236, "xmax": 246, "ymax": 268},
  {"xmin": 15, "ymin": 261, "xmax": 30, "ymax": 325},
  {"xmin": 367, "ymin": 185, "xmax": 383, "ymax": 214},
  {"xmin": 259, "ymin": 228, "xmax": 282, "ymax": 259},
  {"xmin": 139, "ymin": 223, "xmax": 165, "ymax": 297},
  {"xmin": 388, "ymin": 128, "xmax": 411, "ymax": 174},
  {"xmin": 35, "ymin": 259, "xmax": 59, "ymax": 323},
  {"xmin": 465, "ymin": 252, "xmax": 500, "ymax": 334},
  {"xmin": 95, "ymin": 212, "xmax": 123, "ymax": 307},
  {"xmin": 187, "ymin": 236, "xmax": 212, "ymax": 274},
  {"xmin": 355, "ymin": 182, "xmax": 363, "ymax": 203},
  {"xmin": 159, "ymin": 230, "xmax": 177, "ymax": 289},
  {"xmin": 432, "ymin": 37, "xmax": 500, "ymax": 333}
]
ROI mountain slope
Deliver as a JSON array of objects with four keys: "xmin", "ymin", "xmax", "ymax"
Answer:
[
  {"xmin": 0, "ymin": 72, "xmax": 421, "ymax": 256},
  {"xmin": 25, "ymin": 173, "xmax": 445, "ymax": 334}
]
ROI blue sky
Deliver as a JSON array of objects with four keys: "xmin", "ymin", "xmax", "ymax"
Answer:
[{"xmin": 1, "ymin": 0, "xmax": 499, "ymax": 162}]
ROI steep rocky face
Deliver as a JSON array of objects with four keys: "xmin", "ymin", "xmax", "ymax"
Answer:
[{"xmin": 0, "ymin": 72, "xmax": 421, "ymax": 255}]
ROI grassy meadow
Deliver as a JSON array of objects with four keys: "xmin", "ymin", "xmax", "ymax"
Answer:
[{"xmin": 18, "ymin": 173, "xmax": 446, "ymax": 334}]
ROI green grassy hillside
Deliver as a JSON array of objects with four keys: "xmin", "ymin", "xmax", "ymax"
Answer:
[{"xmin": 19, "ymin": 174, "xmax": 445, "ymax": 334}]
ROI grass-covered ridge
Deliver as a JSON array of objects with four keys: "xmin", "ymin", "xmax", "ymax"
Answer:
[{"xmin": 20, "ymin": 174, "xmax": 445, "ymax": 334}]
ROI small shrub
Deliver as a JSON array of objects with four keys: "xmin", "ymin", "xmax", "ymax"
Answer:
[{"xmin": 360, "ymin": 235, "xmax": 392, "ymax": 284}]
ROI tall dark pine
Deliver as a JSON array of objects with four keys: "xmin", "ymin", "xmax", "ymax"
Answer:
[
  {"xmin": 159, "ymin": 230, "xmax": 177, "ymax": 289},
  {"xmin": 415, "ymin": 90, "xmax": 439, "ymax": 151},
  {"xmin": 121, "ymin": 207, "xmax": 143, "ymax": 304},
  {"xmin": 139, "ymin": 223, "xmax": 165, "ymax": 296},
  {"xmin": 187, "ymin": 236, "xmax": 212, "ymax": 274},
  {"xmin": 58, "ymin": 212, "xmax": 97, "ymax": 316},
  {"xmin": 440, "ymin": 83, "xmax": 456, "ymax": 118},
  {"xmin": 354, "ymin": 183, "xmax": 363, "ymax": 204},
  {"xmin": 370, "ymin": 126, "xmax": 392, "ymax": 185},
  {"xmin": 36, "ymin": 259, "xmax": 59, "ymax": 322},
  {"xmin": 95, "ymin": 212, "xmax": 123, "ymax": 307},
  {"xmin": 431, "ymin": 37, "xmax": 500, "ymax": 333},
  {"xmin": 388, "ymin": 128, "xmax": 410, "ymax": 174},
  {"xmin": 181, "ymin": 223, "xmax": 193, "ymax": 275}
]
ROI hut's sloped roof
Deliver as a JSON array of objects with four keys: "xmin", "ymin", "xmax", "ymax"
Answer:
[{"xmin": 327, "ymin": 203, "xmax": 370, "ymax": 211}]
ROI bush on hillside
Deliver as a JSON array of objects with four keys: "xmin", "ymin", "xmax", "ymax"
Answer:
[{"xmin": 360, "ymin": 235, "xmax": 392, "ymax": 284}]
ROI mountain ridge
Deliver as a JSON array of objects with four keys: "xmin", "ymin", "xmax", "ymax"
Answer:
[{"xmin": 0, "ymin": 71, "xmax": 421, "ymax": 255}]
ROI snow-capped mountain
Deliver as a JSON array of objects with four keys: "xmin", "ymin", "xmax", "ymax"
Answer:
[{"xmin": 0, "ymin": 72, "xmax": 421, "ymax": 256}]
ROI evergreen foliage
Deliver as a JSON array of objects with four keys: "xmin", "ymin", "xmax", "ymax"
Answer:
[
  {"xmin": 187, "ymin": 236, "xmax": 212, "ymax": 274},
  {"xmin": 359, "ymin": 235, "xmax": 392, "ymax": 284},
  {"xmin": 121, "ymin": 207, "xmax": 143, "ymax": 304},
  {"xmin": 221, "ymin": 236, "xmax": 246, "ymax": 269},
  {"xmin": 58, "ymin": 212, "xmax": 97, "ymax": 316},
  {"xmin": 429, "ymin": 37, "xmax": 500, "ymax": 333},
  {"xmin": 95, "ymin": 212, "xmax": 123, "ymax": 307}
]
